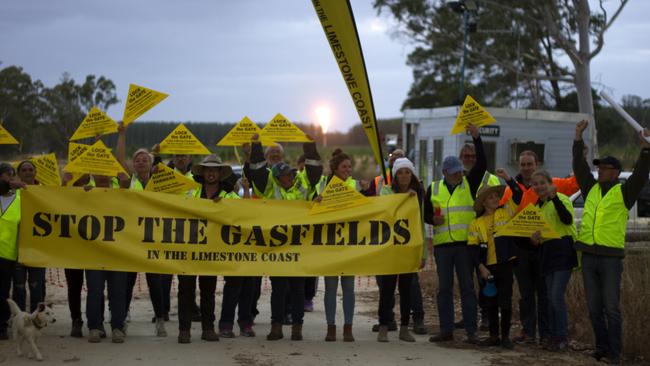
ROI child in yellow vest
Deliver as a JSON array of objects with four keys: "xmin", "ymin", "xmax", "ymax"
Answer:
[{"xmin": 468, "ymin": 168, "xmax": 522, "ymax": 349}]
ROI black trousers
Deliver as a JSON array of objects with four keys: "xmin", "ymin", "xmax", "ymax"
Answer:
[
  {"xmin": 178, "ymin": 275, "xmax": 216, "ymax": 331},
  {"xmin": 251, "ymin": 276, "xmax": 262, "ymax": 318},
  {"xmin": 514, "ymin": 248, "xmax": 549, "ymax": 339},
  {"xmin": 64, "ymin": 269, "xmax": 84, "ymax": 320},
  {"xmin": 270, "ymin": 277, "xmax": 305, "ymax": 325},
  {"xmin": 304, "ymin": 277, "xmax": 318, "ymax": 301},
  {"xmin": 219, "ymin": 276, "xmax": 254, "ymax": 328},
  {"xmin": 486, "ymin": 261, "xmax": 514, "ymax": 338},
  {"xmin": 378, "ymin": 273, "xmax": 414, "ymax": 326}
]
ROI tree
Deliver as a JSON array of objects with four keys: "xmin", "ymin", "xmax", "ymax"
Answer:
[
  {"xmin": 41, "ymin": 73, "xmax": 119, "ymax": 154},
  {"xmin": 0, "ymin": 65, "xmax": 46, "ymax": 155},
  {"xmin": 374, "ymin": 0, "xmax": 628, "ymax": 121}
]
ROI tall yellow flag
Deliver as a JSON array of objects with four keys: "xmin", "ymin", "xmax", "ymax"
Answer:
[{"xmin": 312, "ymin": 0, "xmax": 386, "ymax": 181}]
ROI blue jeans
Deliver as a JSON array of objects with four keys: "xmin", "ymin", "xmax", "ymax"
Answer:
[
  {"xmin": 86, "ymin": 270, "xmax": 127, "ymax": 331},
  {"xmin": 12, "ymin": 264, "xmax": 45, "ymax": 312},
  {"xmin": 434, "ymin": 245, "xmax": 477, "ymax": 335},
  {"xmin": 545, "ymin": 270, "xmax": 572, "ymax": 342},
  {"xmin": 582, "ymin": 253, "xmax": 623, "ymax": 359},
  {"xmin": 324, "ymin": 276, "xmax": 355, "ymax": 325}
]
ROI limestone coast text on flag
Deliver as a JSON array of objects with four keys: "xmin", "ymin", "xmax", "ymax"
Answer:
[{"xmin": 312, "ymin": 0, "xmax": 387, "ymax": 181}]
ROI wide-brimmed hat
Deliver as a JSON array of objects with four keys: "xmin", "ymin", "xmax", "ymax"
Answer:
[
  {"xmin": 473, "ymin": 185, "xmax": 506, "ymax": 213},
  {"xmin": 191, "ymin": 154, "xmax": 232, "ymax": 179}
]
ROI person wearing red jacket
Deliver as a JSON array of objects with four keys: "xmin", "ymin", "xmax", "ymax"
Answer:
[{"xmin": 500, "ymin": 151, "xmax": 579, "ymax": 345}]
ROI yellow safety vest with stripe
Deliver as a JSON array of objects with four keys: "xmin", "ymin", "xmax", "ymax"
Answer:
[
  {"xmin": 540, "ymin": 193, "xmax": 576, "ymax": 242},
  {"xmin": 179, "ymin": 170, "xmax": 200, "ymax": 198},
  {"xmin": 430, "ymin": 177, "xmax": 475, "ymax": 245},
  {"xmin": 0, "ymin": 190, "xmax": 21, "ymax": 261},
  {"xmin": 577, "ymin": 184, "xmax": 627, "ymax": 250},
  {"xmin": 373, "ymin": 169, "xmax": 392, "ymax": 196}
]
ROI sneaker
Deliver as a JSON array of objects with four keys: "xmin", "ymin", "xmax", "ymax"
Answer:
[
  {"xmin": 70, "ymin": 318, "xmax": 83, "ymax": 338},
  {"xmin": 429, "ymin": 333, "xmax": 453, "ymax": 342},
  {"xmin": 178, "ymin": 330, "xmax": 191, "ymax": 344},
  {"xmin": 112, "ymin": 328, "xmax": 125, "ymax": 343},
  {"xmin": 501, "ymin": 338, "xmax": 514, "ymax": 350},
  {"xmin": 465, "ymin": 333, "xmax": 480, "ymax": 344},
  {"xmin": 219, "ymin": 327, "xmax": 235, "ymax": 338},
  {"xmin": 88, "ymin": 329, "xmax": 102, "ymax": 343},
  {"xmin": 155, "ymin": 318, "xmax": 167, "ymax": 337},
  {"xmin": 304, "ymin": 300, "xmax": 314, "ymax": 312},
  {"xmin": 513, "ymin": 331, "xmax": 535, "ymax": 344},
  {"xmin": 479, "ymin": 336, "xmax": 501, "ymax": 347},
  {"xmin": 201, "ymin": 329, "xmax": 219, "ymax": 342},
  {"xmin": 240, "ymin": 325, "xmax": 256, "ymax": 337}
]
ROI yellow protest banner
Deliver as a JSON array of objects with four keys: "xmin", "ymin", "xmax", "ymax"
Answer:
[
  {"xmin": 260, "ymin": 113, "xmax": 312, "ymax": 143},
  {"xmin": 145, "ymin": 163, "xmax": 200, "ymax": 193},
  {"xmin": 158, "ymin": 123, "xmax": 211, "ymax": 155},
  {"xmin": 122, "ymin": 84, "xmax": 168, "ymax": 126},
  {"xmin": 496, "ymin": 204, "xmax": 560, "ymax": 239},
  {"xmin": 216, "ymin": 116, "xmax": 274, "ymax": 146},
  {"xmin": 310, "ymin": 175, "xmax": 369, "ymax": 215},
  {"xmin": 63, "ymin": 140, "xmax": 128, "ymax": 177},
  {"xmin": 450, "ymin": 95, "xmax": 496, "ymax": 135},
  {"xmin": 312, "ymin": 1, "xmax": 387, "ymax": 181},
  {"xmin": 64, "ymin": 143, "xmax": 91, "ymax": 186},
  {"xmin": 70, "ymin": 107, "xmax": 118, "ymax": 141},
  {"xmin": 19, "ymin": 186, "xmax": 422, "ymax": 276},
  {"xmin": 0, "ymin": 122, "xmax": 19, "ymax": 144},
  {"xmin": 31, "ymin": 153, "xmax": 62, "ymax": 187}
]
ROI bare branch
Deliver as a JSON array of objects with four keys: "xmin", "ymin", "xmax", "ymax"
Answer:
[
  {"xmin": 590, "ymin": 0, "xmax": 629, "ymax": 59},
  {"xmin": 465, "ymin": 48, "xmax": 575, "ymax": 83},
  {"xmin": 541, "ymin": 3, "xmax": 582, "ymax": 64}
]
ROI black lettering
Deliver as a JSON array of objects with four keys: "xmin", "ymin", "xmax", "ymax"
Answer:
[
  {"xmin": 393, "ymin": 219, "xmax": 410, "ymax": 244},
  {"xmin": 78, "ymin": 215, "xmax": 101, "ymax": 241},
  {"xmin": 269, "ymin": 225, "xmax": 288, "ymax": 247},
  {"xmin": 102, "ymin": 216, "xmax": 125, "ymax": 242},
  {"xmin": 138, "ymin": 217, "xmax": 159, "ymax": 243},
  {"xmin": 32, "ymin": 212, "xmax": 52, "ymax": 237},
  {"xmin": 369, "ymin": 220, "xmax": 391, "ymax": 245},
  {"xmin": 221, "ymin": 225, "xmax": 241, "ymax": 245}
]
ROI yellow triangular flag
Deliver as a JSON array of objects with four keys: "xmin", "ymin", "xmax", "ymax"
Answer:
[
  {"xmin": 310, "ymin": 175, "xmax": 369, "ymax": 215},
  {"xmin": 158, "ymin": 123, "xmax": 211, "ymax": 155},
  {"xmin": 64, "ymin": 140, "xmax": 128, "ymax": 177},
  {"xmin": 65, "ymin": 142, "xmax": 91, "ymax": 186},
  {"xmin": 450, "ymin": 95, "xmax": 496, "ymax": 135},
  {"xmin": 495, "ymin": 204, "xmax": 560, "ymax": 239},
  {"xmin": 145, "ymin": 163, "xmax": 201, "ymax": 193},
  {"xmin": 0, "ymin": 122, "xmax": 19, "ymax": 144},
  {"xmin": 31, "ymin": 153, "xmax": 62, "ymax": 186},
  {"xmin": 70, "ymin": 107, "xmax": 118, "ymax": 141},
  {"xmin": 217, "ymin": 116, "xmax": 274, "ymax": 146},
  {"xmin": 122, "ymin": 84, "xmax": 168, "ymax": 126},
  {"xmin": 260, "ymin": 113, "xmax": 312, "ymax": 142}
]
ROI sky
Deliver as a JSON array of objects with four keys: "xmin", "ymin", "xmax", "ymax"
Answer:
[{"xmin": 1, "ymin": 0, "xmax": 648, "ymax": 132}]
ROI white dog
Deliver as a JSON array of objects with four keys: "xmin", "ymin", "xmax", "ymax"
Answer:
[{"xmin": 7, "ymin": 299, "xmax": 56, "ymax": 361}]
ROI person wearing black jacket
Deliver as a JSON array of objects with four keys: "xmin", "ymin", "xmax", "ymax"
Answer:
[{"xmin": 573, "ymin": 120, "xmax": 650, "ymax": 364}]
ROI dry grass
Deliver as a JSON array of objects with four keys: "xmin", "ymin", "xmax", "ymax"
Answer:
[{"xmin": 420, "ymin": 248, "xmax": 650, "ymax": 364}]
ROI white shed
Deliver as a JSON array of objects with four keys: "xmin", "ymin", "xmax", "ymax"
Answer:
[{"xmin": 403, "ymin": 106, "xmax": 594, "ymax": 184}]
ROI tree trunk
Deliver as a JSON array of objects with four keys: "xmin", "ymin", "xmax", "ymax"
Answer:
[{"xmin": 575, "ymin": 0, "xmax": 597, "ymax": 157}]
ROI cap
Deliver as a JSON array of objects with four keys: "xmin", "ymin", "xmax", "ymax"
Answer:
[
  {"xmin": 442, "ymin": 156, "xmax": 464, "ymax": 174},
  {"xmin": 271, "ymin": 162, "xmax": 295, "ymax": 178},
  {"xmin": 593, "ymin": 156, "xmax": 622, "ymax": 170}
]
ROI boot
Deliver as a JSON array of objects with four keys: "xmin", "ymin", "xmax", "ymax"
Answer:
[
  {"xmin": 325, "ymin": 325, "xmax": 336, "ymax": 342},
  {"xmin": 266, "ymin": 322, "xmax": 283, "ymax": 341},
  {"xmin": 399, "ymin": 326, "xmax": 415, "ymax": 342},
  {"xmin": 178, "ymin": 330, "xmax": 191, "ymax": 344},
  {"xmin": 291, "ymin": 324, "xmax": 303, "ymax": 341},
  {"xmin": 377, "ymin": 325, "xmax": 389, "ymax": 342},
  {"xmin": 70, "ymin": 318, "xmax": 83, "ymax": 338},
  {"xmin": 343, "ymin": 324, "xmax": 354, "ymax": 342},
  {"xmin": 155, "ymin": 318, "xmax": 167, "ymax": 337}
]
